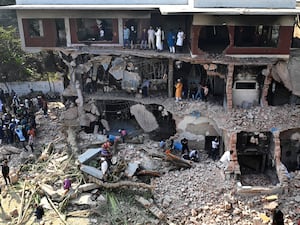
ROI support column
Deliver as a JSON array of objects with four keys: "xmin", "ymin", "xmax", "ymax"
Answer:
[
  {"xmin": 168, "ymin": 59, "xmax": 174, "ymax": 98},
  {"xmin": 226, "ymin": 64, "xmax": 234, "ymax": 111},
  {"xmin": 261, "ymin": 64, "xmax": 273, "ymax": 107}
]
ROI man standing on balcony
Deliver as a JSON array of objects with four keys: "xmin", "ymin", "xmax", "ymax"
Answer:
[
  {"xmin": 176, "ymin": 28, "xmax": 185, "ymax": 53},
  {"xmin": 123, "ymin": 25, "xmax": 130, "ymax": 49},
  {"xmin": 129, "ymin": 26, "xmax": 137, "ymax": 49},
  {"xmin": 148, "ymin": 26, "xmax": 155, "ymax": 50},
  {"xmin": 155, "ymin": 26, "xmax": 163, "ymax": 52},
  {"xmin": 140, "ymin": 28, "xmax": 148, "ymax": 50}
]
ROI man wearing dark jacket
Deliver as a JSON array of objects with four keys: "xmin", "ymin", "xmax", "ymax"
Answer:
[{"xmin": 2, "ymin": 160, "xmax": 10, "ymax": 185}]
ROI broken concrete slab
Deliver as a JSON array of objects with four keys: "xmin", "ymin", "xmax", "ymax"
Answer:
[
  {"xmin": 130, "ymin": 104, "xmax": 158, "ymax": 132},
  {"xmin": 78, "ymin": 183, "xmax": 100, "ymax": 193},
  {"xmin": 125, "ymin": 162, "xmax": 140, "ymax": 177},
  {"xmin": 78, "ymin": 148, "xmax": 101, "ymax": 164},
  {"xmin": 109, "ymin": 57, "xmax": 125, "ymax": 80},
  {"xmin": 39, "ymin": 183, "xmax": 62, "ymax": 199},
  {"xmin": 71, "ymin": 193, "xmax": 97, "ymax": 207},
  {"xmin": 80, "ymin": 165, "xmax": 103, "ymax": 180}
]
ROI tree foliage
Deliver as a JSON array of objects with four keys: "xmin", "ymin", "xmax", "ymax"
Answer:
[{"xmin": 0, "ymin": 26, "xmax": 33, "ymax": 81}]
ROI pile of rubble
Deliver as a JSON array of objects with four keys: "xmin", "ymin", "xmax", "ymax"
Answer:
[{"xmin": 0, "ymin": 101, "xmax": 300, "ymax": 225}]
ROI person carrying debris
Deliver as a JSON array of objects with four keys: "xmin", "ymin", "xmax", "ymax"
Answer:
[{"xmin": 1, "ymin": 160, "xmax": 10, "ymax": 186}]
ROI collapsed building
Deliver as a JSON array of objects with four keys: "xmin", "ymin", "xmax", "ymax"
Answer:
[{"xmin": 3, "ymin": 0, "xmax": 300, "ymax": 193}]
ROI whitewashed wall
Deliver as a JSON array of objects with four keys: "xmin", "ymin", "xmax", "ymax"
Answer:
[{"xmin": 0, "ymin": 81, "xmax": 64, "ymax": 96}]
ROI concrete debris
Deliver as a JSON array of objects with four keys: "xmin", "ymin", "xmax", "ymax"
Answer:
[
  {"xmin": 78, "ymin": 148, "xmax": 100, "ymax": 164},
  {"xmin": 121, "ymin": 71, "xmax": 141, "ymax": 92},
  {"xmin": 130, "ymin": 104, "xmax": 159, "ymax": 132},
  {"xmin": 109, "ymin": 57, "xmax": 125, "ymax": 80}
]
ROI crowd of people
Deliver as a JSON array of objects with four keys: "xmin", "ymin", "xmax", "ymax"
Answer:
[
  {"xmin": 0, "ymin": 90, "xmax": 49, "ymax": 152},
  {"xmin": 123, "ymin": 25, "xmax": 185, "ymax": 53}
]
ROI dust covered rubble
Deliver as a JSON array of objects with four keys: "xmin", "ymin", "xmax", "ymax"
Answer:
[
  {"xmin": 170, "ymin": 101, "xmax": 300, "ymax": 133},
  {"xmin": 152, "ymin": 157, "xmax": 298, "ymax": 225}
]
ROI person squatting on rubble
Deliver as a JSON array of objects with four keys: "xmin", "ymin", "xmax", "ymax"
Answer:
[
  {"xmin": 63, "ymin": 177, "xmax": 72, "ymax": 195},
  {"xmin": 181, "ymin": 137, "xmax": 189, "ymax": 156},
  {"xmin": 189, "ymin": 150, "xmax": 200, "ymax": 162},
  {"xmin": 2, "ymin": 160, "xmax": 10, "ymax": 186},
  {"xmin": 34, "ymin": 204, "xmax": 45, "ymax": 221}
]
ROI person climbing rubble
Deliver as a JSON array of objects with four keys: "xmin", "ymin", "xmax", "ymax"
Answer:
[
  {"xmin": 218, "ymin": 150, "xmax": 233, "ymax": 170},
  {"xmin": 100, "ymin": 157, "xmax": 109, "ymax": 181},
  {"xmin": 34, "ymin": 204, "xmax": 45, "ymax": 221},
  {"xmin": 272, "ymin": 207, "xmax": 284, "ymax": 225},
  {"xmin": 1, "ymin": 160, "xmax": 10, "ymax": 186},
  {"xmin": 100, "ymin": 142, "xmax": 113, "ymax": 166},
  {"xmin": 63, "ymin": 177, "xmax": 72, "ymax": 195}
]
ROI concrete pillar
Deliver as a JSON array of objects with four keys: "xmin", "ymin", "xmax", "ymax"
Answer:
[
  {"xmin": 226, "ymin": 64, "xmax": 234, "ymax": 111},
  {"xmin": 168, "ymin": 59, "xmax": 174, "ymax": 98}
]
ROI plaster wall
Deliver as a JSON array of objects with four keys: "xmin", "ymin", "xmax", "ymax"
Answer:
[{"xmin": 0, "ymin": 81, "xmax": 64, "ymax": 96}]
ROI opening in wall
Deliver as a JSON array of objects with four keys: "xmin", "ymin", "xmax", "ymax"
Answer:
[{"xmin": 234, "ymin": 25, "xmax": 279, "ymax": 48}]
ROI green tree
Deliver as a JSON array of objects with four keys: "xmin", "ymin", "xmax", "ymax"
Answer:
[{"xmin": 0, "ymin": 26, "xmax": 31, "ymax": 82}]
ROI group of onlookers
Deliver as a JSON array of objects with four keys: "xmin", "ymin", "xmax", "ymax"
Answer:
[
  {"xmin": 0, "ymin": 89, "xmax": 48, "ymax": 152},
  {"xmin": 123, "ymin": 25, "xmax": 185, "ymax": 53}
]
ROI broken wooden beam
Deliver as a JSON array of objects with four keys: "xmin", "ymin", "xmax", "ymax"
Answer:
[
  {"xmin": 135, "ymin": 196, "xmax": 165, "ymax": 220},
  {"xmin": 165, "ymin": 152, "xmax": 192, "ymax": 168},
  {"xmin": 136, "ymin": 170, "xmax": 161, "ymax": 177}
]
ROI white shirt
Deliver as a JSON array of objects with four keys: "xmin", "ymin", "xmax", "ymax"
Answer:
[
  {"xmin": 176, "ymin": 31, "xmax": 185, "ymax": 46},
  {"xmin": 212, "ymin": 140, "xmax": 219, "ymax": 149},
  {"xmin": 219, "ymin": 151, "xmax": 231, "ymax": 170}
]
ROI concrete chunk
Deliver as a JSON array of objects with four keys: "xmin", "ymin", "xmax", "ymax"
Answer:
[
  {"xmin": 80, "ymin": 165, "xmax": 103, "ymax": 180},
  {"xmin": 78, "ymin": 148, "xmax": 100, "ymax": 164}
]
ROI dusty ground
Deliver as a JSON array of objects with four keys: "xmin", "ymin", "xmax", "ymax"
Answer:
[{"xmin": 0, "ymin": 101, "xmax": 299, "ymax": 225}]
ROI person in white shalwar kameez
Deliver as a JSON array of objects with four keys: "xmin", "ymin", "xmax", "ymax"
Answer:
[{"xmin": 155, "ymin": 27, "xmax": 163, "ymax": 51}]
